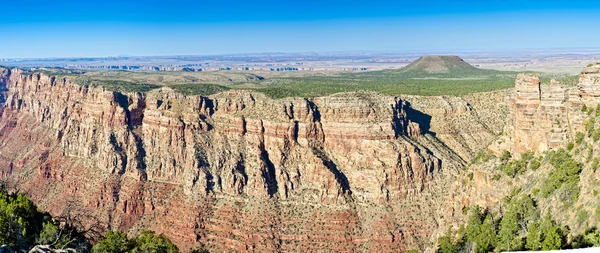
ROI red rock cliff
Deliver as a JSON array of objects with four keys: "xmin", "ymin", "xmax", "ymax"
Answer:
[{"xmin": 0, "ymin": 68, "xmax": 463, "ymax": 252}]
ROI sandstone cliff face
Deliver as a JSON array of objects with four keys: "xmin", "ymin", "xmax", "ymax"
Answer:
[
  {"xmin": 448, "ymin": 67, "xmax": 600, "ymax": 215},
  {"xmin": 401, "ymin": 91, "xmax": 510, "ymax": 161},
  {"xmin": 511, "ymin": 66, "xmax": 600, "ymax": 154},
  {"xmin": 434, "ymin": 64, "xmax": 600, "ymax": 249},
  {"xmin": 0, "ymin": 68, "xmax": 467, "ymax": 252},
  {"xmin": 578, "ymin": 65, "xmax": 600, "ymax": 104},
  {"xmin": 512, "ymin": 74, "xmax": 571, "ymax": 153}
]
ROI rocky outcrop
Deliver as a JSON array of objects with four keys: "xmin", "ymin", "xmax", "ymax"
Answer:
[
  {"xmin": 433, "ymin": 64, "xmax": 600, "ymax": 251},
  {"xmin": 578, "ymin": 64, "xmax": 600, "ymax": 105},
  {"xmin": 0, "ymin": 68, "xmax": 464, "ymax": 252},
  {"xmin": 12, "ymin": 63, "xmax": 594, "ymax": 252},
  {"xmin": 511, "ymin": 65, "xmax": 600, "ymax": 154},
  {"xmin": 512, "ymin": 74, "xmax": 569, "ymax": 153},
  {"xmin": 401, "ymin": 91, "xmax": 510, "ymax": 160}
]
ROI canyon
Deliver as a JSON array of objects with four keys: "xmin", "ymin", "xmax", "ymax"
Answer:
[{"xmin": 0, "ymin": 62, "xmax": 599, "ymax": 252}]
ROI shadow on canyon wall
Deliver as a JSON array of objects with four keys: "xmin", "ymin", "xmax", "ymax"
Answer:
[{"xmin": 405, "ymin": 101, "xmax": 434, "ymax": 136}]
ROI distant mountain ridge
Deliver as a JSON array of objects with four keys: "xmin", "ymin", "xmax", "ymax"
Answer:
[{"xmin": 399, "ymin": 55, "xmax": 490, "ymax": 76}]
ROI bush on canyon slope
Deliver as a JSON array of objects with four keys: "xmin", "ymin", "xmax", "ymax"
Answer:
[
  {"xmin": 439, "ymin": 143, "xmax": 594, "ymax": 252},
  {"xmin": 540, "ymin": 149, "xmax": 582, "ymax": 206},
  {"xmin": 0, "ymin": 184, "xmax": 200, "ymax": 253},
  {"xmin": 437, "ymin": 198, "xmax": 568, "ymax": 253},
  {"xmin": 92, "ymin": 230, "xmax": 181, "ymax": 253},
  {"xmin": 0, "ymin": 184, "xmax": 88, "ymax": 251}
]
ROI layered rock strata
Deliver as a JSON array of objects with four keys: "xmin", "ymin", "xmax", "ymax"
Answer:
[
  {"xmin": 0, "ymin": 68, "xmax": 466, "ymax": 252},
  {"xmin": 578, "ymin": 64, "xmax": 600, "ymax": 105},
  {"xmin": 512, "ymin": 65, "xmax": 600, "ymax": 154}
]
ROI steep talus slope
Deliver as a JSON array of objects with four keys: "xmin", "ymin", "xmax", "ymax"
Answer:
[{"xmin": 0, "ymin": 67, "xmax": 513, "ymax": 252}]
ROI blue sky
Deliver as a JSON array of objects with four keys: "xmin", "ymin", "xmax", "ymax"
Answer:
[{"xmin": 1, "ymin": 0, "xmax": 599, "ymax": 58}]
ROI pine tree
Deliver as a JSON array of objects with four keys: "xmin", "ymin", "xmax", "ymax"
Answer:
[
  {"xmin": 541, "ymin": 226, "xmax": 562, "ymax": 250},
  {"xmin": 525, "ymin": 221, "xmax": 541, "ymax": 250}
]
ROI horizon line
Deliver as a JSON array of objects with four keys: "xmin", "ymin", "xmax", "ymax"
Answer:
[{"xmin": 3, "ymin": 47, "xmax": 600, "ymax": 61}]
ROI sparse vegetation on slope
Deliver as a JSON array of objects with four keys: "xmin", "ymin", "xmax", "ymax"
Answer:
[
  {"xmin": 437, "ymin": 198, "xmax": 569, "ymax": 253},
  {"xmin": 587, "ymin": 62, "xmax": 600, "ymax": 67},
  {"xmin": 92, "ymin": 230, "xmax": 181, "ymax": 253},
  {"xmin": 75, "ymin": 78, "xmax": 161, "ymax": 93},
  {"xmin": 0, "ymin": 184, "xmax": 204, "ymax": 253},
  {"xmin": 0, "ymin": 184, "xmax": 90, "ymax": 251},
  {"xmin": 169, "ymin": 83, "xmax": 231, "ymax": 96},
  {"xmin": 438, "ymin": 104, "xmax": 600, "ymax": 252}
]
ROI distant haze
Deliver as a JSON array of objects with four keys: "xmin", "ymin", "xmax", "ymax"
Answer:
[{"xmin": 0, "ymin": 0, "xmax": 599, "ymax": 58}]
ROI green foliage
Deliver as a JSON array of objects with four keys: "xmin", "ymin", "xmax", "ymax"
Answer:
[
  {"xmin": 497, "ymin": 195, "xmax": 538, "ymax": 251},
  {"xmin": 541, "ymin": 226, "xmax": 562, "ymax": 250},
  {"xmin": 169, "ymin": 83, "xmax": 230, "ymax": 96},
  {"xmin": 567, "ymin": 142, "xmax": 575, "ymax": 151},
  {"xmin": 500, "ymin": 150, "xmax": 512, "ymax": 162},
  {"xmin": 540, "ymin": 149, "xmax": 582, "ymax": 206},
  {"xmin": 39, "ymin": 59, "xmax": 523, "ymax": 99},
  {"xmin": 529, "ymin": 159, "xmax": 541, "ymax": 171},
  {"xmin": 0, "ymin": 185, "xmax": 87, "ymax": 252},
  {"xmin": 0, "ymin": 185, "xmax": 187, "ymax": 253},
  {"xmin": 497, "ymin": 209, "xmax": 520, "ymax": 251},
  {"xmin": 132, "ymin": 230, "xmax": 178, "ymax": 253},
  {"xmin": 255, "ymin": 65, "xmax": 519, "ymax": 98},
  {"xmin": 497, "ymin": 151, "xmax": 536, "ymax": 177},
  {"xmin": 36, "ymin": 221, "xmax": 74, "ymax": 249},
  {"xmin": 582, "ymin": 104, "xmax": 588, "ymax": 112},
  {"xmin": 498, "ymin": 159, "xmax": 526, "ymax": 177},
  {"xmin": 0, "ymin": 188, "xmax": 45, "ymax": 249},
  {"xmin": 439, "ymin": 202, "xmax": 576, "ymax": 253},
  {"xmin": 472, "ymin": 150, "xmax": 495, "ymax": 163},
  {"xmin": 576, "ymin": 132, "xmax": 585, "ymax": 144},
  {"xmin": 521, "ymin": 151, "xmax": 534, "ymax": 162},
  {"xmin": 436, "ymin": 235, "xmax": 458, "ymax": 253},
  {"xmin": 526, "ymin": 222, "xmax": 542, "ymax": 250},
  {"xmin": 576, "ymin": 209, "xmax": 590, "ymax": 228},
  {"xmin": 0, "ymin": 186, "xmax": 88, "ymax": 251},
  {"xmin": 92, "ymin": 230, "xmax": 133, "ymax": 253},
  {"xmin": 546, "ymin": 74, "xmax": 581, "ymax": 86},
  {"xmin": 59, "ymin": 57, "xmax": 522, "ymax": 98},
  {"xmin": 540, "ymin": 214, "xmax": 567, "ymax": 250},
  {"xmin": 592, "ymin": 157, "xmax": 600, "ymax": 172},
  {"xmin": 75, "ymin": 78, "xmax": 161, "ymax": 93},
  {"xmin": 524, "ymin": 215, "xmax": 567, "ymax": 251},
  {"xmin": 585, "ymin": 118, "xmax": 596, "ymax": 137},
  {"xmin": 593, "ymin": 129, "xmax": 600, "ymax": 142},
  {"xmin": 582, "ymin": 228, "xmax": 600, "ymax": 247},
  {"xmin": 493, "ymin": 174, "xmax": 502, "ymax": 181},
  {"xmin": 75, "ymin": 76, "xmax": 230, "ymax": 96},
  {"xmin": 403, "ymin": 249, "xmax": 420, "ymax": 253},
  {"xmin": 93, "ymin": 230, "xmax": 180, "ymax": 253},
  {"xmin": 436, "ymin": 227, "xmax": 464, "ymax": 253},
  {"xmin": 465, "ymin": 207, "xmax": 497, "ymax": 253}
]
